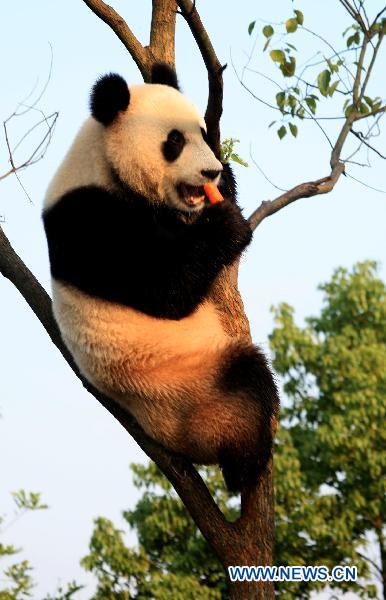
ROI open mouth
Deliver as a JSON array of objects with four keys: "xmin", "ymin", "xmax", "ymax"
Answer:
[{"xmin": 177, "ymin": 183, "xmax": 206, "ymax": 207}]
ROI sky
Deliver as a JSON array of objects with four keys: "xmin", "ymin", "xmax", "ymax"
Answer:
[{"xmin": 0, "ymin": 1, "xmax": 385, "ymax": 597}]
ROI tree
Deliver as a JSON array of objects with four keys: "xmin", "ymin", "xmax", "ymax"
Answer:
[
  {"xmin": 0, "ymin": 2, "xmax": 385, "ymax": 598},
  {"xmin": 80, "ymin": 262, "xmax": 385, "ymax": 599},
  {"xmin": 271, "ymin": 261, "xmax": 385, "ymax": 599}
]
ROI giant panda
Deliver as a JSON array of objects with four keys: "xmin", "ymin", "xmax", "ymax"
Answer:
[{"xmin": 43, "ymin": 62, "xmax": 279, "ymax": 492}]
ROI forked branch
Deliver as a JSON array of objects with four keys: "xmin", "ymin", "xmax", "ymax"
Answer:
[
  {"xmin": 176, "ymin": 0, "xmax": 225, "ymax": 157},
  {"xmin": 82, "ymin": 0, "xmax": 149, "ymax": 78}
]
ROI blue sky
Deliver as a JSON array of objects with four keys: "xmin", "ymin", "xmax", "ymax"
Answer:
[{"xmin": 0, "ymin": 1, "xmax": 385, "ymax": 597}]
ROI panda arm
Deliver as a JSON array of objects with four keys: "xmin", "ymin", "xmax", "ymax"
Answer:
[
  {"xmin": 145, "ymin": 200, "xmax": 253, "ymax": 318},
  {"xmin": 43, "ymin": 186, "xmax": 252, "ymax": 319},
  {"xmin": 192, "ymin": 200, "xmax": 252, "ymax": 263}
]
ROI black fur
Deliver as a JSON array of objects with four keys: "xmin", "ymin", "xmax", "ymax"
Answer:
[
  {"xmin": 151, "ymin": 62, "xmax": 180, "ymax": 90},
  {"xmin": 90, "ymin": 74, "xmax": 130, "ymax": 125},
  {"xmin": 43, "ymin": 186, "xmax": 252, "ymax": 319},
  {"xmin": 219, "ymin": 346, "xmax": 280, "ymax": 492},
  {"xmin": 162, "ymin": 129, "xmax": 186, "ymax": 162},
  {"xmin": 219, "ymin": 162, "xmax": 237, "ymax": 204}
]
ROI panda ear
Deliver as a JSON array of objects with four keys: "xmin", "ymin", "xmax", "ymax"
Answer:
[
  {"xmin": 150, "ymin": 62, "xmax": 180, "ymax": 90},
  {"xmin": 90, "ymin": 74, "xmax": 130, "ymax": 126}
]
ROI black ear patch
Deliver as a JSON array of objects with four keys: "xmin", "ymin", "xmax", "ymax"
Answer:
[
  {"xmin": 151, "ymin": 62, "xmax": 180, "ymax": 90},
  {"xmin": 90, "ymin": 73, "xmax": 130, "ymax": 126}
]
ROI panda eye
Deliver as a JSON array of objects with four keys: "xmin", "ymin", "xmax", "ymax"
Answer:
[
  {"xmin": 163, "ymin": 129, "xmax": 186, "ymax": 162},
  {"xmin": 168, "ymin": 129, "xmax": 184, "ymax": 145}
]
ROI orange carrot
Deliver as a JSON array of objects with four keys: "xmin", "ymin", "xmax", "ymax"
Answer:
[{"xmin": 204, "ymin": 183, "xmax": 224, "ymax": 204}]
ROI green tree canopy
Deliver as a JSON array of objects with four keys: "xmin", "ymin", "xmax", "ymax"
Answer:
[{"xmin": 271, "ymin": 261, "xmax": 385, "ymax": 598}]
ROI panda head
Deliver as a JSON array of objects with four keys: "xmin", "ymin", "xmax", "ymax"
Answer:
[{"xmin": 90, "ymin": 63, "xmax": 223, "ymax": 213}]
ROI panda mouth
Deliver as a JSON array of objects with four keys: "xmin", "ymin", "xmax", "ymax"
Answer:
[{"xmin": 178, "ymin": 183, "xmax": 206, "ymax": 207}]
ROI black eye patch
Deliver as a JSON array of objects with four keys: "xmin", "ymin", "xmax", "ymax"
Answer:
[{"xmin": 163, "ymin": 129, "xmax": 185, "ymax": 162}]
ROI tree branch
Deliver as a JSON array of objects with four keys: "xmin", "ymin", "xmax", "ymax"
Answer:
[
  {"xmin": 150, "ymin": 0, "xmax": 177, "ymax": 66},
  {"xmin": 176, "ymin": 0, "xmax": 224, "ymax": 157},
  {"xmin": 350, "ymin": 127, "xmax": 386, "ymax": 159},
  {"xmin": 248, "ymin": 162, "xmax": 345, "ymax": 231},
  {"xmin": 81, "ymin": 0, "xmax": 150, "ymax": 79},
  {"xmin": 0, "ymin": 224, "xmax": 234, "ymax": 562}
]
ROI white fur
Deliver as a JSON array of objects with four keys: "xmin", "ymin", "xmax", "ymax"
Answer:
[{"xmin": 52, "ymin": 281, "xmax": 231, "ymax": 455}]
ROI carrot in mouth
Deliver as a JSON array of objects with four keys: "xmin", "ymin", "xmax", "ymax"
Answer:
[{"xmin": 203, "ymin": 183, "xmax": 224, "ymax": 204}]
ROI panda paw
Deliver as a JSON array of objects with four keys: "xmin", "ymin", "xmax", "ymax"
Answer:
[{"xmin": 201, "ymin": 200, "xmax": 253, "ymax": 249}]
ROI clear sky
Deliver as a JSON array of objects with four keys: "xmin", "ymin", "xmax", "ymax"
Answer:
[{"xmin": 0, "ymin": 1, "xmax": 385, "ymax": 597}]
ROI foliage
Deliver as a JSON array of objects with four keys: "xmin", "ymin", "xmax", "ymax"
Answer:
[
  {"xmin": 0, "ymin": 491, "xmax": 47, "ymax": 600},
  {"xmin": 82, "ymin": 262, "xmax": 384, "ymax": 598},
  {"xmin": 247, "ymin": 2, "xmax": 386, "ymax": 145},
  {"xmin": 0, "ymin": 492, "xmax": 81, "ymax": 600},
  {"xmin": 220, "ymin": 138, "xmax": 249, "ymax": 167},
  {"xmin": 81, "ymin": 463, "xmax": 234, "ymax": 599},
  {"xmin": 271, "ymin": 261, "xmax": 385, "ymax": 598}
]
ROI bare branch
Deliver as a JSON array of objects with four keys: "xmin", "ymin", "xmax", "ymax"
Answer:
[
  {"xmin": 356, "ymin": 104, "xmax": 386, "ymax": 120},
  {"xmin": 338, "ymin": 0, "xmax": 368, "ymax": 32},
  {"xmin": 350, "ymin": 127, "xmax": 386, "ymax": 159},
  {"xmin": 360, "ymin": 29, "xmax": 385, "ymax": 101},
  {"xmin": 176, "ymin": 0, "xmax": 224, "ymax": 156},
  {"xmin": 372, "ymin": 6, "xmax": 386, "ymax": 27},
  {"xmin": 1, "ymin": 106, "xmax": 58, "ymax": 184},
  {"xmin": 81, "ymin": 0, "xmax": 150, "ymax": 79},
  {"xmin": 248, "ymin": 162, "xmax": 345, "ymax": 232}
]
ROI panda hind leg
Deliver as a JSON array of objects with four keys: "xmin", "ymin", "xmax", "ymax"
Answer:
[{"xmin": 218, "ymin": 343, "xmax": 280, "ymax": 493}]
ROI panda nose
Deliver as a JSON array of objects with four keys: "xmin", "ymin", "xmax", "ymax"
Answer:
[{"xmin": 201, "ymin": 169, "xmax": 222, "ymax": 181}]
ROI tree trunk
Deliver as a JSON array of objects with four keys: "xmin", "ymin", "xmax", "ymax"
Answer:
[{"xmin": 228, "ymin": 463, "xmax": 275, "ymax": 599}]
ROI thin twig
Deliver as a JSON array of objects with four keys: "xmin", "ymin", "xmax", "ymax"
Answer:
[{"xmin": 350, "ymin": 127, "xmax": 386, "ymax": 159}]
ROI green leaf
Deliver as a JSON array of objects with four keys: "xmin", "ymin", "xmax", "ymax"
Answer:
[
  {"xmin": 326, "ymin": 58, "xmax": 339, "ymax": 73},
  {"xmin": 359, "ymin": 102, "xmax": 370, "ymax": 115},
  {"xmin": 347, "ymin": 31, "xmax": 360, "ymax": 47},
  {"xmin": 286, "ymin": 18, "xmax": 298, "ymax": 33},
  {"xmin": 280, "ymin": 56, "xmax": 296, "ymax": 77},
  {"xmin": 363, "ymin": 96, "xmax": 374, "ymax": 109},
  {"xmin": 294, "ymin": 9, "xmax": 304, "ymax": 25},
  {"xmin": 263, "ymin": 25, "xmax": 274, "ymax": 38},
  {"xmin": 277, "ymin": 125, "xmax": 287, "ymax": 139},
  {"xmin": 248, "ymin": 20, "xmax": 256, "ymax": 35},
  {"xmin": 276, "ymin": 91, "xmax": 286, "ymax": 109},
  {"xmin": 305, "ymin": 96, "xmax": 317, "ymax": 114},
  {"xmin": 328, "ymin": 80, "xmax": 339, "ymax": 97},
  {"xmin": 317, "ymin": 69, "xmax": 331, "ymax": 97},
  {"xmin": 270, "ymin": 49, "xmax": 285, "ymax": 64},
  {"xmin": 289, "ymin": 122, "xmax": 298, "ymax": 137},
  {"xmin": 230, "ymin": 153, "xmax": 249, "ymax": 167}
]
